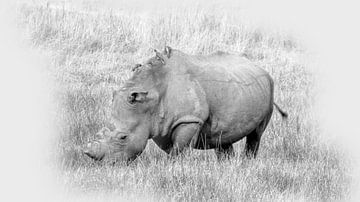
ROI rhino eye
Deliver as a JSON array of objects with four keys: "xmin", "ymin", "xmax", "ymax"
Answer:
[{"xmin": 111, "ymin": 134, "xmax": 127, "ymax": 141}]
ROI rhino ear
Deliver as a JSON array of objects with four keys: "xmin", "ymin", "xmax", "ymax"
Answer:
[
  {"xmin": 128, "ymin": 91, "xmax": 148, "ymax": 104},
  {"xmin": 164, "ymin": 46, "xmax": 172, "ymax": 58}
]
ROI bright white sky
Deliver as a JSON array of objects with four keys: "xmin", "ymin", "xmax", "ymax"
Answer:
[{"xmin": 0, "ymin": 0, "xmax": 359, "ymax": 201}]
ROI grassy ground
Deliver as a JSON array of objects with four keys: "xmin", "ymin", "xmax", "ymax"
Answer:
[{"xmin": 18, "ymin": 2, "xmax": 351, "ymax": 201}]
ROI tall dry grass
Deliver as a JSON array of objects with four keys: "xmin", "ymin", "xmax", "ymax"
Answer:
[{"xmin": 18, "ymin": 2, "xmax": 351, "ymax": 201}]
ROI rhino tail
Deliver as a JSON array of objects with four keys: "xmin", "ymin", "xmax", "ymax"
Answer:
[{"xmin": 274, "ymin": 102, "xmax": 288, "ymax": 119}]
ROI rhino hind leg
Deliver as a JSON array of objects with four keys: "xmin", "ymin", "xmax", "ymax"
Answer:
[
  {"xmin": 215, "ymin": 144, "xmax": 235, "ymax": 161},
  {"xmin": 244, "ymin": 130, "xmax": 261, "ymax": 158},
  {"xmin": 245, "ymin": 111, "xmax": 273, "ymax": 158}
]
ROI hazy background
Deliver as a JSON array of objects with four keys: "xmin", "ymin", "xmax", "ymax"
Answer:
[{"xmin": 1, "ymin": 0, "xmax": 359, "ymax": 201}]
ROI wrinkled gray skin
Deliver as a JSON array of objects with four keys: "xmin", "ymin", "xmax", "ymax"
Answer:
[{"xmin": 83, "ymin": 46, "xmax": 287, "ymax": 163}]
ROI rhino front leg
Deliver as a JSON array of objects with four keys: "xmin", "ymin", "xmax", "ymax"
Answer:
[
  {"xmin": 170, "ymin": 123, "xmax": 201, "ymax": 156},
  {"xmin": 215, "ymin": 144, "xmax": 235, "ymax": 161}
]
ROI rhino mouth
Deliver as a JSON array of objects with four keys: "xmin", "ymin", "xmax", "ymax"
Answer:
[{"xmin": 83, "ymin": 150, "xmax": 105, "ymax": 161}]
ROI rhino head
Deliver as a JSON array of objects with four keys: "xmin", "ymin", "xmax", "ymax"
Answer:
[{"xmin": 83, "ymin": 47, "xmax": 172, "ymax": 163}]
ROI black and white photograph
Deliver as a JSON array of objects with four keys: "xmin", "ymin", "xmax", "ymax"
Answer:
[{"xmin": 0, "ymin": 0, "xmax": 359, "ymax": 201}]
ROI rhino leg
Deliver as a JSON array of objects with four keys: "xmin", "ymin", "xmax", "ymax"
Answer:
[
  {"xmin": 215, "ymin": 144, "xmax": 235, "ymax": 161},
  {"xmin": 245, "ymin": 130, "xmax": 261, "ymax": 158},
  {"xmin": 245, "ymin": 111, "xmax": 273, "ymax": 158},
  {"xmin": 170, "ymin": 123, "xmax": 201, "ymax": 156}
]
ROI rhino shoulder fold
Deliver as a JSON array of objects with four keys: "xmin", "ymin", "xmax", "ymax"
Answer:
[{"xmin": 170, "ymin": 115, "xmax": 204, "ymax": 133}]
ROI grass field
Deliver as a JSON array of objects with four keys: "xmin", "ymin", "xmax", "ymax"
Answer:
[{"xmin": 18, "ymin": 1, "xmax": 351, "ymax": 201}]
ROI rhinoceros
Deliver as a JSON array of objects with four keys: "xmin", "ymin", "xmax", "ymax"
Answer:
[{"xmin": 83, "ymin": 46, "xmax": 287, "ymax": 163}]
